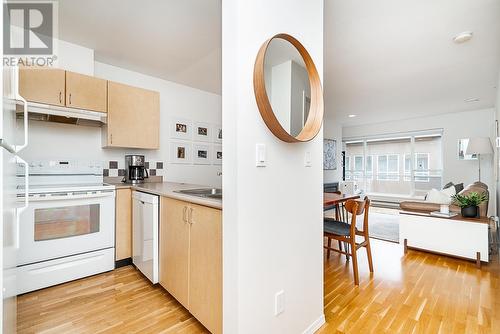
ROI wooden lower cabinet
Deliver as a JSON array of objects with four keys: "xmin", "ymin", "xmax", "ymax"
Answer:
[
  {"xmin": 160, "ymin": 197, "xmax": 190, "ymax": 307},
  {"xmin": 189, "ymin": 203, "xmax": 222, "ymax": 334},
  {"xmin": 159, "ymin": 197, "xmax": 222, "ymax": 334},
  {"xmin": 115, "ymin": 188, "xmax": 132, "ymax": 261}
]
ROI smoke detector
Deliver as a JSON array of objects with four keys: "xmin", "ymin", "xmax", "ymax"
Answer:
[{"xmin": 453, "ymin": 31, "xmax": 473, "ymax": 44}]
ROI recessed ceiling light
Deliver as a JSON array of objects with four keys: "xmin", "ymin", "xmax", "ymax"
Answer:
[
  {"xmin": 453, "ymin": 31, "xmax": 473, "ymax": 44},
  {"xmin": 348, "ymin": 114, "xmax": 357, "ymax": 118},
  {"xmin": 464, "ymin": 97, "xmax": 480, "ymax": 103}
]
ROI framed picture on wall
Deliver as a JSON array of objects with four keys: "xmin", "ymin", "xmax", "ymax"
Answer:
[
  {"xmin": 193, "ymin": 143, "xmax": 211, "ymax": 165},
  {"xmin": 213, "ymin": 145, "xmax": 222, "ymax": 165},
  {"xmin": 323, "ymin": 139, "xmax": 337, "ymax": 170},
  {"xmin": 458, "ymin": 138, "xmax": 478, "ymax": 160},
  {"xmin": 193, "ymin": 122, "xmax": 211, "ymax": 142},
  {"xmin": 213, "ymin": 124, "xmax": 222, "ymax": 143},
  {"xmin": 170, "ymin": 141, "xmax": 192, "ymax": 164},
  {"xmin": 170, "ymin": 117, "xmax": 192, "ymax": 140}
]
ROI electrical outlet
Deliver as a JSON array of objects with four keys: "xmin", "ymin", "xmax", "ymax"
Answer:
[{"xmin": 274, "ymin": 290, "xmax": 285, "ymax": 316}]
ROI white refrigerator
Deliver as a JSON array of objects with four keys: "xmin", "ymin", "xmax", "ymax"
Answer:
[{"xmin": 1, "ymin": 65, "xmax": 29, "ymax": 333}]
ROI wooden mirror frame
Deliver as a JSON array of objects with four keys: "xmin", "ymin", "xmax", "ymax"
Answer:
[{"xmin": 253, "ymin": 33, "xmax": 324, "ymax": 143}]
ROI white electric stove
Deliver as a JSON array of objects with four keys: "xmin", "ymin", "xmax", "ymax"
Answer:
[{"xmin": 16, "ymin": 160, "xmax": 116, "ymax": 295}]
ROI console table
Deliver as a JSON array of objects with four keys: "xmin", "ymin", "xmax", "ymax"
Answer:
[{"xmin": 399, "ymin": 210, "xmax": 489, "ymax": 267}]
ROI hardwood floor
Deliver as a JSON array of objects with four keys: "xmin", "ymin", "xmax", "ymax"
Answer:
[
  {"xmin": 17, "ymin": 240, "xmax": 500, "ymax": 333},
  {"xmin": 17, "ymin": 266, "xmax": 209, "ymax": 334},
  {"xmin": 318, "ymin": 239, "xmax": 500, "ymax": 334}
]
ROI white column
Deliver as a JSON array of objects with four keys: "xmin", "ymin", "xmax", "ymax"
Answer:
[{"xmin": 222, "ymin": 1, "xmax": 325, "ymax": 333}]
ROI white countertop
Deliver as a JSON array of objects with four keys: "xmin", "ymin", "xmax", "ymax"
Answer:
[{"xmin": 110, "ymin": 181, "xmax": 222, "ymax": 210}]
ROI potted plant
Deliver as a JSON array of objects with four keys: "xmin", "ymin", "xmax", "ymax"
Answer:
[{"xmin": 451, "ymin": 192, "xmax": 488, "ymax": 218}]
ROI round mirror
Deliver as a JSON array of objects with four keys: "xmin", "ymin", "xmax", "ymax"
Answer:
[{"xmin": 254, "ymin": 34, "xmax": 323, "ymax": 142}]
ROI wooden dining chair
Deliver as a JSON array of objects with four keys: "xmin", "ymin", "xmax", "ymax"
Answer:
[
  {"xmin": 324, "ymin": 191, "xmax": 349, "ymax": 260},
  {"xmin": 323, "ymin": 197, "xmax": 373, "ymax": 285}
]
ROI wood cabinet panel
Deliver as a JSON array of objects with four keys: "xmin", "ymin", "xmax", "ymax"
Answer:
[
  {"xmin": 115, "ymin": 188, "xmax": 132, "ymax": 261},
  {"xmin": 65, "ymin": 71, "xmax": 107, "ymax": 112},
  {"xmin": 19, "ymin": 67, "xmax": 65, "ymax": 106},
  {"xmin": 189, "ymin": 204, "xmax": 222, "ymax": 334},
  {"xmin": 159, "ymin": 197, "xmax": 190, "ymax": 308},
  {"xmin": 105, "ymin": 81, "xmax": 160, "ymax": 149}
]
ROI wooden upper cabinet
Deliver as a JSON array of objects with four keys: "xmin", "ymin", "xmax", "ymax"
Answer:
[
  {"xmin": 19, "ymin": 67, "xmax": 66, "ymax": 106},
  {"xmin": 104, "ymin": 81, "xmax": 160, "ymax": 149},
  {"xmin": 65, "ymin": 71, "xmax": 107, "ymax": 112},
  {"xmin": 189, "ymin": 204, "xmax": 222, "ymax": 334}
]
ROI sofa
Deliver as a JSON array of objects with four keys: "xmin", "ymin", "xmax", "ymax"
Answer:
[{"xmin": 400, "ymin": 182, "xmax": 489, "ymax": 217}]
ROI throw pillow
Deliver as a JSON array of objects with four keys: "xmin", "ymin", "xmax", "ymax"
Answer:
[
  {"xmin": 425, "ymin": 187, "xmax": 456, "ymax": 205},
  {"xmin": 443, "ymin": 182, "xmax": 454, "ymax": 190},
  {"xmin": 454, "ymin": 183, "xmax": 464, "ymax": 193}
]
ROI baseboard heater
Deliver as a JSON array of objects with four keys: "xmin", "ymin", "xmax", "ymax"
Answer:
[{"xmin": 370, "ymin": 199, "xmax": 401, "ymax": 210}]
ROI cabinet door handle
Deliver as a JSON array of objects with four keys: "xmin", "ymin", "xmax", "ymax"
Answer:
[
  {"xmin": 182, "ymin": 206, "xmax": 187, "ymax": 223},
  {"xmin": 188, "ymin": 207, "xmax": 194, "ymax": 224},
  {"xmin": 59, "ymin": 91, "xmax": 62, "ymax": 104},
  {"xmin": 69, "ymin": 93, "xmax": 72, "ymax": 105}
]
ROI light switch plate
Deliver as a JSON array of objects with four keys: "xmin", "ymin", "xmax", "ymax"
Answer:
[
  {"xmin": 496, "ymin": 137, "xmax": 500, "ymax": 148},
  {"xmin": 304, "ymin": 151, "xmax": 312, "ymax": 167},
  {"xmin": 256, "ymin": 144, "xmax": 266, "ymax": 167},
  {"xmin": 275, "ymin": 290, "xmax": 285, "ymax": 316}
]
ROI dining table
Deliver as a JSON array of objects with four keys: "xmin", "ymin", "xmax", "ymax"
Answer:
[
  {"xmin": 323, "ymin": 192, "xmax": 361, "ymax": 207},
  {"xmin": 323, "ymin": 192, "xmax": 361, "ymax": 221}
]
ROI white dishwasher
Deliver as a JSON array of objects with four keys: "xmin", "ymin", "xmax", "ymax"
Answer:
[{"xmin": 132, "ymin": 191, "xmax": 159, "ymax": 284}]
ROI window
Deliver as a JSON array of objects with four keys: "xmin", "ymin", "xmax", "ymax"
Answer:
[
  {"xmin": 415, "ymin": 153, "xmax": 430, "ymax": 182},
  {"xmin": 366, "ymin": 155, "xmax": 373, "ymax": 180},
  {"xmin": 354, "ymin": 156, "xmax": 363, "ymax": 171},
  {"xmin": 377, "ymin": 154, "xmax": 399, "ymax": 181},
  {"xmin": 343, "ymin": 132, "xmax": 442, "ymax": 197},
  {"xmin": 404, "ymin": 153, "xmax": 430, "ymax": 182},
  {"xmin": 352, "ymin": 155, "xmax": 363, "ymax": 181},
  {"xmin": 404, "ymin": 154, "xmax": 411, "ymax": 181},
  {"xmin": 344, "ymin": 156, "xmax": 351, "ymax": 180}
]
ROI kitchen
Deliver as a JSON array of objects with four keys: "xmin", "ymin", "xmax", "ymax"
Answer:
[{"xmin": 2, "ymin": 1, "xmax": 222, "ymax": 333}]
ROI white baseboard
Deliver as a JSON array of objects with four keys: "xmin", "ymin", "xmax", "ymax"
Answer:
[{"xmin": 302, "ymin": 314, "xmax": 326, "ymax": 334}]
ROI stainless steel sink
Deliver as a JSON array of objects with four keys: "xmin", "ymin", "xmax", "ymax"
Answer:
[{"xmin": 175, "ymin": 188, "xmax": 222, "ymax": 199}]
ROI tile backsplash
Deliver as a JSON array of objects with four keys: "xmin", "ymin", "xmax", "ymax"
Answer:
[{"xmin": 103, "ymin": 159, "xmax": 165, "ymax": 179}]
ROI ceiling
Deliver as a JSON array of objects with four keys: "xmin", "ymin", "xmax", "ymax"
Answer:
[
  {"xmin": 58, "ymin": 1, "xmax": 500, "ymax": 124},
  {"xmin": 325, "ymin": 0, "xmax": 500, "ymax": 126},
  {"xmin": 57, "ymin": 0, "xmax": 221, "ymax": 94}
]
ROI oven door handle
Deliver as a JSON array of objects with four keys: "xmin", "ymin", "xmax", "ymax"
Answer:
[
  {"xmin": 27, "ymin": 191, "xmax": 115, "ymax": 202},
  {"xmin": 15, "ymin": 156, "xmax": 29, "ymax": 249}
]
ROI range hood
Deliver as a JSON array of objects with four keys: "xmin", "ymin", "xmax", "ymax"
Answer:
[{"xmin": 16, "ymin": 101, "xmax": 107, "ymax": 127}]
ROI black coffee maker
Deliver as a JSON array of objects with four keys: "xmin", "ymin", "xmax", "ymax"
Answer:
[{"xmin": 125, "ymin": 155, "xmax": 148, "ymax": 184}]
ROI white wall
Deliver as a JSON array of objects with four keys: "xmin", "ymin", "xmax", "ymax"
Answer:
[
  {"xmin": 20, "ymin": 42, "xmax": 222, "ymax": 187},
  {"xmin": 343, "ymin": 109, "xmax": 496, "ymax": 214},
  {"xmin": 56, "ymin": 40, "xmax": 94, "ymax": 76},
  {"xmin": 222, "ymin": 0, "xmax": 324, "ymax": 333}
]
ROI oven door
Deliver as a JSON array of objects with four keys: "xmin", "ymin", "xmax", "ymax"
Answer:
[{"xmin": 17, "ymin": 190, "xmax": 115, "ymax": 266}]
